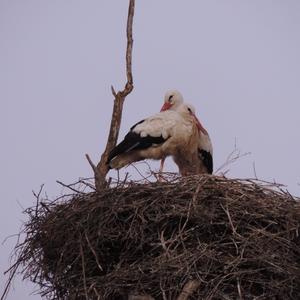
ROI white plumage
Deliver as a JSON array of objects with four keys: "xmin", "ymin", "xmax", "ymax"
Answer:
[{"xmin": 107, "ymin": 103, "xmax": 199, "ymax": 171}]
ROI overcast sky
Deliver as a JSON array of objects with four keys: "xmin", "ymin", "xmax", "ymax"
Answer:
[{"xmin": 1, "ymin": 1, "xmax": 300, "ymax": 299}]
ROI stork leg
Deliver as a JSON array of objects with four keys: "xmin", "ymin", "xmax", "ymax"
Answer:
[
  {"xmin": 159, "ymin": 158, "xmax": 165, "ymax": 173},
  {"xmin": 157, "ymin": 158, "xmax": 166, "ymax": 182}
]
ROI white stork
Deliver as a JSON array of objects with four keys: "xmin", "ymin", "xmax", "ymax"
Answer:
[
  {"xmin": 107, "ymin": 103, "xmax": 199, "ymax": 173},
  {"xmin": 160, "ymin": 90, "xmax": 213, "ymax": 174}
]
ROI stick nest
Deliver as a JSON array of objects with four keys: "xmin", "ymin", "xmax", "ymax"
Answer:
[{"xmin": 10, "ymin": 175, "xmax": 300, "ymax": 299}]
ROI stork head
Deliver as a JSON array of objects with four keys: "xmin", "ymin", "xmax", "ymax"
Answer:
[
  {"xmin": 178, "ymin": 103, "xmax": 208, "ymax": 135},
  {"xmin": 160, "ymin": 90, "xmax": 184, "ymax": 111}
]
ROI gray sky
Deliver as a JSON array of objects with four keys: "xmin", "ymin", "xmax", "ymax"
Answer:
[{"xmin": 1, "ymin": 1, "xmax": 300, "ymax": 299}]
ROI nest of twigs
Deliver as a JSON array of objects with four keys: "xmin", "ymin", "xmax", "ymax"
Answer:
[{"xmin": 5, "ymin": 175, "xmax": 300, "ymax": 299}]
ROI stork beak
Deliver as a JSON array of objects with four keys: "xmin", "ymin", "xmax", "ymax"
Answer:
[
  {"xmin": 160, "ymin": 102, "xmax": 172, "ymax": 112},
  {"xmin": 192, "ymin": 113, "xmax": 208, "ymax": 135}
]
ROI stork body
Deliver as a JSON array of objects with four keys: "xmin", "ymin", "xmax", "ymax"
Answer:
[
  {"xmin": 107, "ymin": 104, "xmax": 199, "ymax": 171},
  {"xmin": 160, "ymin": 90, "xmax": 213, "ymax": 174}
]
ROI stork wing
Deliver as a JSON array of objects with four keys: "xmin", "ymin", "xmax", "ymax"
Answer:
[
  {"xmin": 107, "ymin": 131, "xmax": 166, "ymax": 163},
  {"xmin": 133, "ymin": 110, "xmax": 181, "ymax": 139},
  {"xmin": 107, "ymin": 111, "xmax": 181, "ymax": 164},
  {"xmin": 198, "ymin": 149, "xmax": 213, "ymax": 174}
]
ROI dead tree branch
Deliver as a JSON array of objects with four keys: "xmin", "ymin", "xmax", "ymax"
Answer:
[{"xmin": 86, "ymin": 0, "xmax": 135, "ymax": 191}]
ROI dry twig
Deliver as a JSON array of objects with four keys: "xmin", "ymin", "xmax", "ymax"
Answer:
[
  {"xmin": 216, "ymin": 144, "xmax": 250, "ymax": 175},
  {"xmin": 177, "ymin": 280, "xmax": 201, "ymax": 300}
]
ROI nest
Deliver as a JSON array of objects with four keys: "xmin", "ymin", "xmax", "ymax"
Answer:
[{"xmin": 7, "ymin": 175, "xmax": 300, "ymax": 299}]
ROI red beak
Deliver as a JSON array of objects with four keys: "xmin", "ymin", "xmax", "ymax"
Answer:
[
  {"xmin": 192, "ymin": 113, "xmax": 208, "ymax": 135},
  {"xmin": 160, "ymin": 102, "xmax": 172, "ymax": 112}
]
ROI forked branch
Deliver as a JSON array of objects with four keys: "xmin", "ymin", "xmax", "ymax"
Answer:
[{"xmin": 86, "ymin": 0, "xmax": 135, "ymax": 191}]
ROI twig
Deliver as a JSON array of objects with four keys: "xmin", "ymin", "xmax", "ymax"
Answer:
[
  {"xmin": 84, "ymin": 232, "xmax": 103, "ymax": 271},
  {"xmin": 32, "ymin": 184, "xmax": 44, "ymax": 218},
  {"xmin": 215, "ymin": 144, "xmax": 250, "ymax": 175},
  {"xmin": 221, "ymin": 204, "xmax": 241, "ymax": 238},
  {"xmin": 32, "ymin": 184, "xmax": 44, "ymax": 200},
  {"xmin": 1, "ymin": 262, "xmax": 19, "ymax": 300},
  {"xmin": 85, "ymin": 154, "xmax": 97, "ymax": 173},
  {"xmin": 111, "ymin": 85, "xmax": 117, "ymax": 97},
  {"xmin": 159, "ymin": 229, "xmax": 170, "ymax": 257},
  {"xmin": 1, "ymin": 234, "xmax": 20, "ymax": 246},
  {"xmin": 128, "ymin": 295, "xmax": 155, "ymax": 300},
  {"xmin": 79, "ymin": 241, "xmax": 88, "ymax": 300},
  {"xmin": 237, "ymin": 277, "xmax": 243, "ymax": 300},
  {"xmin": 177, "ymin": 280, "xmax": 200, "ymax": 300},
  {"xmin": 88, "ymin": 0, "xmax": 135, "ymax": 191},
  {"xmin": 78, "ymin": 178, "xmax": 96, "ymax": 191},
  {"xmin": 160, "ymin": 280, "xmax": 168, "ymax": 300},
  {"xmin": 131, "ymin": 163, "xmax": 152, "ymax": 183},
  {"xmin": 252, "ymin": 161, "xmax": 258, "ymax": 179},
  {"xmin": 56, "ymin": 180, "xmax": 85, "ymax": 194}
]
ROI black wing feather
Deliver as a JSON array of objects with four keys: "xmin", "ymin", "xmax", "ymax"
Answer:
[
  {"xmin": 198, "ymin": 149, "xmax": 213, "ymax": 174},
  {"xmin": 107, "ymin": 131, "xmax": 166, "ymax": 164},
  {"xmin": 130, "ymin": 119, "xmax": 145, "ymax": 131}
]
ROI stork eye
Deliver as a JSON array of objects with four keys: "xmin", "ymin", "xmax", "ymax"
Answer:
[
  {"xmin": 168, "ymin": 95, "xmax": 173, "ymax": 102},
  {"xmin": 187, "ymin": 107, "xmax": 192, "ymax": 113}
]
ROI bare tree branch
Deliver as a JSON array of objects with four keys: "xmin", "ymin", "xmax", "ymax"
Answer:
[
  {"xmin": 86, "ymin": 0, "xmax": 135, "ymax": 191},
  {"xmin": 85, "ymin": 153, "xmax": 97, "ymax": 173}
]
